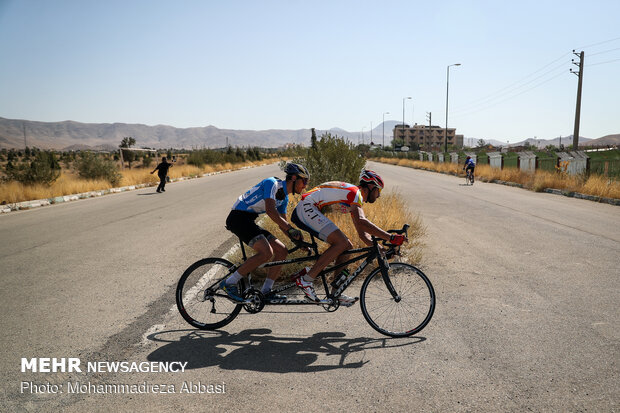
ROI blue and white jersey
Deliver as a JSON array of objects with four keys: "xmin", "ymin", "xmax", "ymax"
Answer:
[
  {"xmin": 465, "ymin": 158, "xmax": 476, "ymax": 167},
  {"xmin": 232, "ymin": 177, "xmax": 288, "ymax": 214}
]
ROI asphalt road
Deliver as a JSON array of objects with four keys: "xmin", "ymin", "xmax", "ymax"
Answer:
[{"xmin": 1, "ymin": 162, "xmax": 618, "ymax": 412}]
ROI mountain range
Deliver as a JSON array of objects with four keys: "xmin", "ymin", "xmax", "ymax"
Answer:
[{"xmin": 0, "ymin": 117, "xmax": 617, "ymax": 151}]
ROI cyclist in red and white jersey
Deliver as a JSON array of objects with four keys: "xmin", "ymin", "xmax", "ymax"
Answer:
[{"xmin": 291, "ymin": 170, "xmax": 407, "ymax": 304}]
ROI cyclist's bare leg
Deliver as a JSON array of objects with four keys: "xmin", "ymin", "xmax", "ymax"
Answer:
[
  {"xmin": 236, "ymin": 237, "xmax": 273, "ymax": 276},
  {"xmin": 266, "ymin": 238, "xmax": 287, "ymax": 281},
  {"xmin": 306, "ymin": 229, "xmax": 352, "ymax": 280}
]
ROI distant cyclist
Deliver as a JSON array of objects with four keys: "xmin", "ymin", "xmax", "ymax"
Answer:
[
  {"xmin": 463, "ymin": 156, "xmax": 476, "ymax": 183},
  {"xmin": 220, "ymin": 163, "xmax": 309, "ymax": 300},
  {"xmin": 290, "ymin": 169, "xmax": 406, "ymax": 305}
]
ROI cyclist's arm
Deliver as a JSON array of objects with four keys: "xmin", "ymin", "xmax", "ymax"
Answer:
[
  {"xmin": 350, "ymin": 204, "xmax": 391, "ymax": 246},
  {"xmin": 264, "ymin": 198, "xmax": 293, "ymax": 235}
]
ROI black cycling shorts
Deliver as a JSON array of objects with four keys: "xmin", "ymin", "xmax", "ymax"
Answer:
[{"xmin": 225, "ymin": 210, "xmax": 275, "ymax": 247}]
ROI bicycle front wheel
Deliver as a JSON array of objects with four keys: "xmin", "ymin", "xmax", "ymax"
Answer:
[
  {"xmin": 360, "ymin": 263, "xmax": 435, "ymax": 337},
  {"xmin": 176, "ymin": 258, "xmax": 243, "ymax": 330}
]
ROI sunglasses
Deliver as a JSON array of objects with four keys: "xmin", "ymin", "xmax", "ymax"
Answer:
[{"xmin": 299, "ymin": 177, "xmax": 308, "ymax": 185}]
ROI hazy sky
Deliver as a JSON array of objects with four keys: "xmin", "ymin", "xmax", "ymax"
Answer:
[{"xmin": 1, "ymin": 0, "xmax": 619, "ymax": 142}]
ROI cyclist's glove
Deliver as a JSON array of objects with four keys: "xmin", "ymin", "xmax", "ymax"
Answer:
[
  {"xmin": 390, "ymin": 234, "xmax": 406, "ymax": 246},
  {"xmin": 287, "ymin": 227, "xmax": 302, "ymax": 240}
]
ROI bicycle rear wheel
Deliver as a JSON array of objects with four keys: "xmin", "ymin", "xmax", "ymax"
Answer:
[
  {"xmin": 176, "ymin": 257, "xmax": 244, "ymax": 330},
  {"xmin": 360, "ymin": 263, "xmax": 435, "ymax": 337}
]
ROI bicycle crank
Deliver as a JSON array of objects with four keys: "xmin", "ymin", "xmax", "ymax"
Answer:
[{"xmin": 242, "ymin": 288, "xmax": 265, "ymax": 314}]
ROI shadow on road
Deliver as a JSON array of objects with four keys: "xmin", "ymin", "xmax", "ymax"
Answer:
[{"xmin": 146, "ymin": 328, "xmax": 425, "ymax": 373}]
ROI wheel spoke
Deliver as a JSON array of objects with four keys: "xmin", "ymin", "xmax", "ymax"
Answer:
[
  {"xmin": 360, "ymin": 263, "xmax": 435, "ymax": 337},
  {"xmin": 176, "ymin": 258, "xmax": 243, "ymax": 330}
]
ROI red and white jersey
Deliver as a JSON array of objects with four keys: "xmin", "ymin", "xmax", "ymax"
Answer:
[{"xmin": 301, "ymin": 181, "xmax": 364, "ymax": 213}]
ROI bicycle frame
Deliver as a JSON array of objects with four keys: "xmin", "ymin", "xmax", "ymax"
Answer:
[
  {"xmin": 212, "ymin": 227, "xmax": 406, "ymax": 306},
  {"xmin": 465, "ymin": 169, "xmax": 474, "ymax": 185},
  {"xmin": 175, "ymin": 223, "xmax": 433, "ymax": 337}
]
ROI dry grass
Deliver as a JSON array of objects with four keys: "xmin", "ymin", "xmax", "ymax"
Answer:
[
  {"xmin": 0, "ymin": 173, "xmax": 115, "ymax": 203},
  {"xmin": 226, "ymin": 191, "xmax": 426, "ymax": 282},
  {"xmin": 0, "ymin": 160, "xmax": 273, "ymax": 204},
  {"xmin": 373, "ymin": 157, "xmax": 620, "ymax": 199}
]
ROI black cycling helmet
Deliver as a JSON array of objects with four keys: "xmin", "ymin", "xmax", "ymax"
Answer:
[
  {"xmin": 284, "ymin": 163, "xmax": 310, "ymax": 179},
  {"xmin": 359, "ymin": 169, "xmax": 384, "ymax": 189}
]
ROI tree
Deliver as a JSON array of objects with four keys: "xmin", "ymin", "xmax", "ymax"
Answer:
[
  {"xmin": 77, "ymin": 152, "xmax": 122, "ymax": 185},
  {"xmin": 477, "ymin": 139, "xmax": 486, "ymax": 148},
  {"xmin": 6, "ymin": 150, "xmax": 61, "ymax": 185},
  {"xmin": 142, "ymin": 153, "xmax": 154, "ymax": 168},
  {"xmin": 119, "ymin": 137, "xmax": 136, "ymax": 168},
  {"xmin": 391, "ymin": 138, "xmax": 404, "ymax": 148},
  {"xmin": 235, "ymin": 147, "xmax": 245, "ymax": 161},
  {"xmin": 290, "ymin": 133, "xmax": 366, "ymax": 187},
  {"xmin": 311, "ymin": 128, "xmax": 318, "ymax": 150},
  {"xmin": 120, "ymin": 137, "xmax": 136, "ymax": 148}
]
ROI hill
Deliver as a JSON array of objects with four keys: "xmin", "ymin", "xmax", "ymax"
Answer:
[
  {"xmin": 3, "ymin": 116, "xmax": 615, "ymax": 150},
  {"xmin": 1, "ymin": 117, "xmax": 392, "ymax": 150},
  {"xmin": 0, "ymin": 117, "xmax": 314, "ymax": 150},
  {"xmin": 583, "ymin": 134, "xmax": 620, "ymax": 146},
  {"xmin": 483, "ymin": 136, "xmax": 593, "ymax": 148}
]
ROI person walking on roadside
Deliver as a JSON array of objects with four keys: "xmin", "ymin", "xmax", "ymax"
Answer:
[{"xmin": 150, "ymin": 156, "xmax": 174, "ymax": 193}]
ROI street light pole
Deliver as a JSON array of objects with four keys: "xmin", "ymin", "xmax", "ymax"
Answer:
[
  {"xmin": 382, "ymin": 111, "xmax": 390, "ymax": 149},
  {"xmin": 361, "ymin": 126, "xmax": 365, "ymax": 145},
  {"xmin": 402, "ymin": 97, "xmax": 411, "ymax": 148},
  {"xmin": 445, "ymin": 63, "xmax": 461, "ymax": 153}
]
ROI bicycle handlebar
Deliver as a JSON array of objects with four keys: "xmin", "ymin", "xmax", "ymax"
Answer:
[
  {"xmin": 376, "ymin": 224, "xmax": 410, "ymax": 247},
  {"xmin": 288, "ymin": 224, "xmax": 410, "ymax": 253},
  {"xmin": 387, "ymin": 224, "xmax": 409, "ymax": 236}
]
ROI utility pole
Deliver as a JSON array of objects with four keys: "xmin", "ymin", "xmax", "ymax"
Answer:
[
  {"xmin": 570, "ymin": 50, "xmax": 584, "ymax": 151},
  {"xmin": 426, "ymin": 112, "xmax": 432, "ymax": 151},
  {"xmin": 23, "ymin": 122, "xmax": 27, "ymax": 149}
]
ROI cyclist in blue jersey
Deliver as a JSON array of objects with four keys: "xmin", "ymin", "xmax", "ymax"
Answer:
[
  {"xmin": 220, "ymin": 163, "xmax": 310, "ymax": 301},
  {"xmin": 463, "ymin": 156, "xmax": 476, "ymax": 182}
]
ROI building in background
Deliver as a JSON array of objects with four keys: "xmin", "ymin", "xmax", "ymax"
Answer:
[{"xmin": 393, "ymin": 124, "xmax": 463, "ymax": 151}]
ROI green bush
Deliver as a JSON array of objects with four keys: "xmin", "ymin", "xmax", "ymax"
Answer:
[
  {"xmin": 5, "ymin": 151, "xmax": 61, "ymax": 185},
  {"xmin": 284, "ymin": 132, "xmax": 366, "ymax": 187},
  {"xmin": 142, "ymin": 154, "xmax": 154, "ymax": 168},
  {"xmin": 187, "ymin": 147, "xmax": 261, "ymax": 167},
  {"xmin": 187, "ymin": 151, "xmax": 206, "ymax": 167},
  {"xmin": 77, "ymin": 152, "xmax": 122, "ymax": 185}
]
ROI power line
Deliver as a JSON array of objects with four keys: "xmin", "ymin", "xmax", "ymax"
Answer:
[
  {"xmin": 452, "ymin": 53, "xmax": 571, "ymax": 112},
  {"xmin": 452, "ymin": 62, "xmax": 568, "ymax": 114},
  {"xmin": 452, "ymin": 71, "xmax": 568, "ymax": 119},
  {"xmin": 586, "ymin": 57, "xmax": 620, "ymax": 67},
  {"xmin": 575, "ymin": 36, "xmax": 620, "ymax": 50},
  {"xmin": 588, "ymin": 46, "xmax": 620, "ymax": 57}
]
